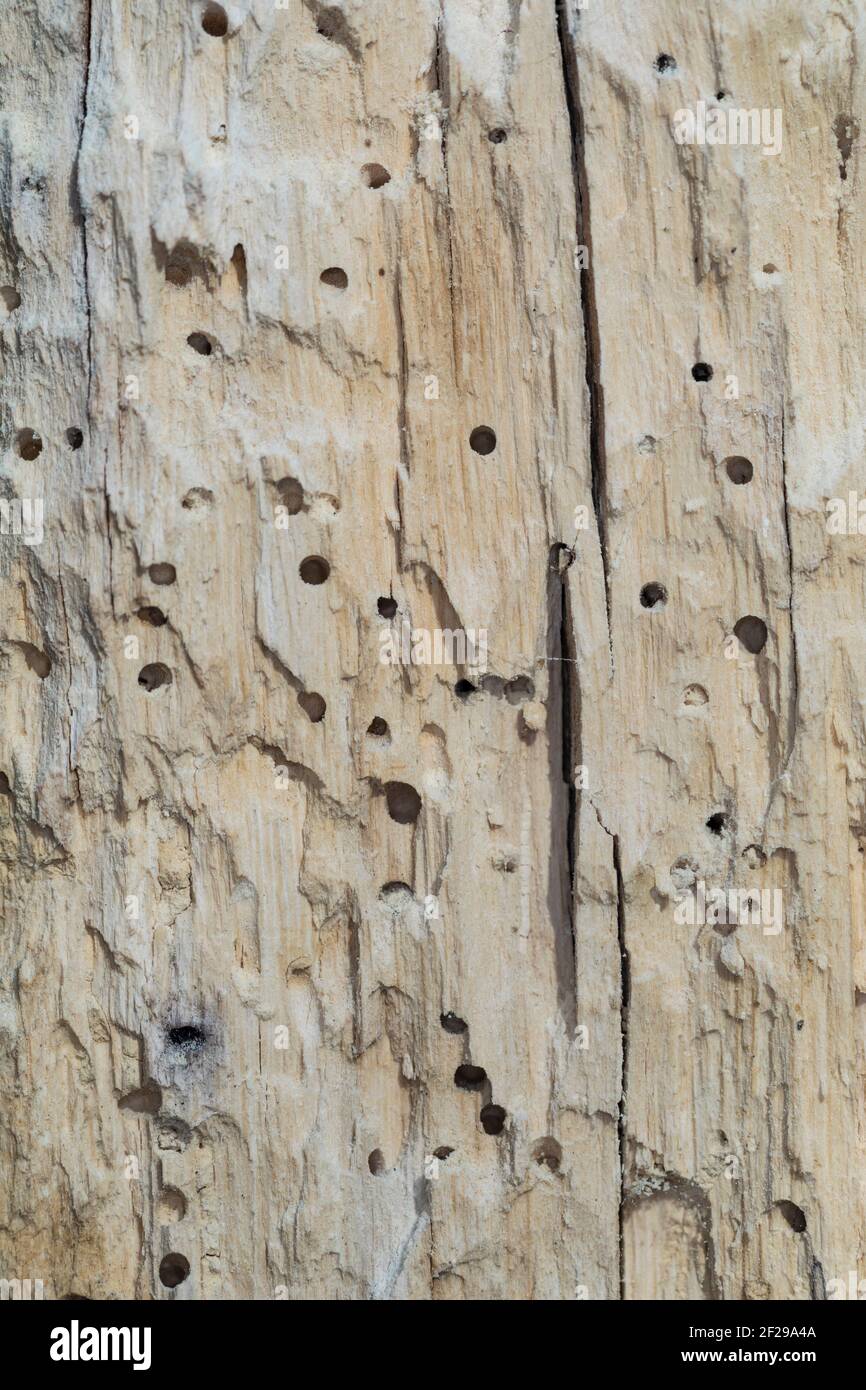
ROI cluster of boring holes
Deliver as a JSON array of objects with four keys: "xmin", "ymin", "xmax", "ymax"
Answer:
[
  {"xmin": 13, "ymin": 426, "xmax": 82, "ymax": 457},
  {"xmin": 456, "ymin": 673, "xmax": 535, "ymax": 702},
  {"xmin": 443, "ymin": 1019, "xmax": 508, "ymax": 1136}
]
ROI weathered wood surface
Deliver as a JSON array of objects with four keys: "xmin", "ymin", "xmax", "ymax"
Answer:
[{"xmin": 1, "ymin": 0, "xmax": 863, "ymax": 1300}]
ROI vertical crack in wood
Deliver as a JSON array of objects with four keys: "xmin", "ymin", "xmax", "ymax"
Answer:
[
  {"xmin": 554, "ymin": 0, "xmax": 612, "ymax": 670},
  {"xmin": 613, "ymin": 833, "xmax": 630, "ymax": 1299},
  {"xmin": 779, "ymin": 406, "xmax": 801, "ymax": 774},
  {"xmin": 547, "ymin": 546, "xmax": 578, "ymax": 1032},
  {"xmin": 556, "ymin": 0, "xmax": 627, "ymax": 1295}
]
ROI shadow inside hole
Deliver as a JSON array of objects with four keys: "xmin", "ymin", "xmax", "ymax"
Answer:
[
  {"xmin": 277, "ymin": 477, "xmax": 304, "ymax": 514},
  {"xmin": 776, "ymin": 1200, "xmax": 807, "ymax": 1233},
  {"xmin": 138, "ymin": 663, "xmax": 172, "ymax": 692},
  {"xmin": 724, "ymin": 455, "xmax": 753, "ymax": 484},
  {"xmin": 148, "ymin": 563, "xmax": 176, "ymax": 585},
  {"xmin": 385, "ymin": 780, "xmax": 421, "ymax": 823},
  {"xmin": 167, "ymin": 1025, "xmax": 204, "ymax": 1051},
  {"xmin": 158, "ymin": 1253, "xmax": 190, "ymax": 1288},
  {"xmin": 480, "ymin": 1103, "xmax": 506, "ymax": 1136},
  {"xmin": 201, "ymin": 3, "xmax": 228, "ymax": 37},
  {"xmin": 16, "ymin": 428, "xmax": 42, "ymax": 461},
  {"xmin": 640, "ymin": 582, "xmax": 667, "ymax": 609},
  {"xmin": 362, "ymin": 162, "xmax": 391, "ymax": 188},
  {"xmin": 137, "ymin": 606, "xmax": 167, "ymax": 627},
  {"xmin": 299, "ymin": 555, "xmax": 330, "ymax": 585},
  {"xmin": 320, "ymin": 267, "xmax": 348, "ymax": 289},
  {"xmin": 532, "ymin": 1136, "xmax": 563, "ymax": 1171},
  {"xmin": 19, "ymin": 642, "xmax": 51, "ymax": 678},
  {"xmin": 734, "ymin": 615, "xmax": 768, "ymax": 653},
  {"xmin": 454, "ymin": 1064, "xmax": 486, "ymax": 1090},
  {"xmin": 469, "ymin": 425, "xmax": 497, "ymax": 455},
  {"xmin": 298, "ymin": 690, "xmax": 326, "ymax": 723},
  {"xmin": 440, "ymin": 1012, "xmax": 467, "ymax": 1034}
]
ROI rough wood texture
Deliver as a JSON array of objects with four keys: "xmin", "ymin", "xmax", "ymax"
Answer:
[{"xmin": 1, "ymin": 0, "xmax": 863, "ymax": 1301}]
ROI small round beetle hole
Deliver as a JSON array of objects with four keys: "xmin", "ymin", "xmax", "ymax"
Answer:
[
  {"xmin": 366, "ymin": 717, "xmax": 389, "ymax": 737},
  {"xmin": 440, "ymin": 1012, "xmax": 467, "ymax": 1034},
  {"xmin": 16, "ymin": 428, "xmax": 42, "ymax": 461},
  {"xmin": 187, "ymin": 332, "xmax": 213, "ymax": 355},
  {"xmin": 137, "ymin": 606, "xmax": 167, "ymax": 627},
  {"xmin": 640, "ymin": 582, "xmax": 667, "ymax": 609},
  {"xmin": 201, "ymin": 3, "xmax": 228, "ymax": 37},
  {"xmin": 725, "ymin": 456, "xmax": 753, "ymax": 484},
  {"xmin": 298, "ymin": 691, "xmax": 326, "ymax": 723},
  {"xmin": 362, "ymin": 163, "xmax": 391, "ymax": 189},
  {"xmin": 469, "ymin": 426, "xmax": 497, "ymax": 455},
  {"xmin": 138, "ymin": 663, "xmax": 172, "ymax": 692},
  {"xmin": 488, "ymin": 128, "xmax": 508, "ymax": 143},
  {"xmin": 299, "ymin": 555, "xmax": 330, "ymax": 585},
  {"xmin": 320, "ymin": 267, "xmax": 348, "ymax": 290},
  {"xmin": 454, "ymin": 1064, "xmax": 486, "ymax": 1091},
  {"xmin": 691, "ymin": 362, "xmax": 713, "ymax": 382},
  {"xmin": 480, "ymin": 1104, "xmax": 506, "ymax": 1135},
  {"xmin": 148, "ymin": 563, "xmax": 176, "ymax": 585},
  {"xmin": 159, "ymin": 1253, "xmax": 190, "ymax": 1288},
  {"xmin": 655, "ymin": 53, "xmax": 677, "ymax": 73},
  {"xmin": 385, "ymin": 780, "xmax": 421, "ymax": 824},
  {"xmin": 532, "ymin": 1137, "xmax": 563, "ymax": 1172},
  {"xmin": 66, "ymin": 427, "xmax": 84, "ymax": 449},
  {"xmin": 377, "ymin": 596, "xmax": 397, "ymax": 619},
  {"xmin": 368, "ymin": 1148, "xmax": 386, "ymax": 1175},
  {"xmin": 734, "ymin": 615, "xmax": 768, "ymax": 654}
]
